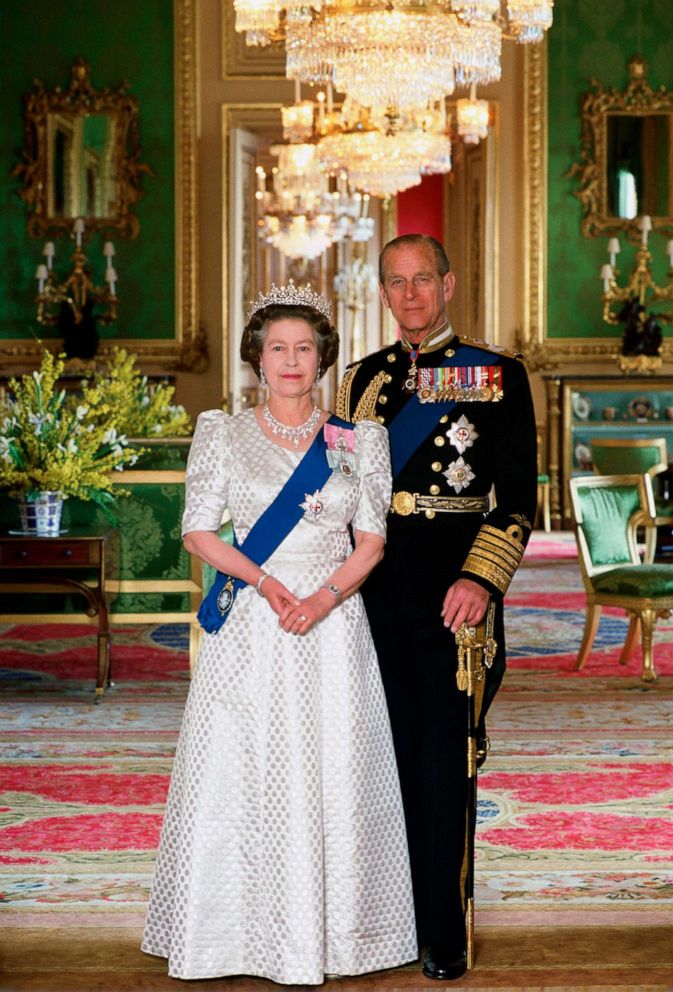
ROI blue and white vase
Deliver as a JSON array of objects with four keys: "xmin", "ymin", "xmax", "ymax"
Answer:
[{"xmin": 17, "ymin": 491, "xmax": 64, "ymax": 537}]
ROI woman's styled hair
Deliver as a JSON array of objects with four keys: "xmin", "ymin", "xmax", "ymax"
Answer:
[{"xmin": 240, "ymin": 304, "xmax": 339, "ymax": 379}]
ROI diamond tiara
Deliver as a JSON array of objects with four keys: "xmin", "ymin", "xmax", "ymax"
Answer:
[{"xmin": 247, "ymin": 279, "xmax": 333, "ymax": 322}]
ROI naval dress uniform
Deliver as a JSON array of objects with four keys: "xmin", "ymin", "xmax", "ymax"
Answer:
[{"xmin": 335, "ymin": 324, "xmax": 538, "ymax": 955}]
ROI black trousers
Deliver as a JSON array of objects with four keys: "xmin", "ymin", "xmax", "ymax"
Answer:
[{"xmin": 362, "ymin": 520, "xmax": 505, "ymax": 953}]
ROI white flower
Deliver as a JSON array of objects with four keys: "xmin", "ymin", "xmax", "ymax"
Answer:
[
  {"xmin": 28, "ymin": 412, "xmax": 51, "ymax": 436},
  {"xmin": 152, "ymin": 423, "xmax": 162, "ymax": 434},
  {"xmin": 103, "ymin": 427, "xmax": 118, "ymax": 445},
  {"xmin": 32, "ymin": 371, "xmax": 43, "ymax": 385},
  {"xmin": 57, "ymin": 438, "xmax": 78, "ymax": 455},
  {"xmin": 0, "ymin": 437, "xmax": 14, "ymax": 464},
  {"xmin": 75, "ymin": 405, "xmax": 89, "ymax": 420},
  {"xmin": 141, "ymin": 395, "xmax": 150, "ymax": 408}
]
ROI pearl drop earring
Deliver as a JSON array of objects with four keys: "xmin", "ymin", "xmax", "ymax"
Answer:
[{"xmin": 259, "ymin": 368, "xmax": 267, "ymax": 387}]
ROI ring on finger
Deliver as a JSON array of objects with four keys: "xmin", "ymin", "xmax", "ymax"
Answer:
[{"xmin": 299, "ymin": 614, "xmax": 307, "ymax": 622}]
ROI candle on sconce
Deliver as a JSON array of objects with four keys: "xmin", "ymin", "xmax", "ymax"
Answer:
[
  {"xmin": 42, "ymin": 242, "xmax": 55, "ymax": 270},
  {"xmin": 105, "ymin": 267, "xmax": 118, "ymax": 296},
  {"xmin": 640, "ymin": 214, "xmax": 652, "ymax": 246},
  {"xmin": 362, "ymin": 193, "xmax": 370, "ymax": 218},
  {"xmin": 600, "ymin": 263, "xmax": 613, "ymax": 293},
  {"xmin": 35, "ymin": 264, "xmax": 48, "ymax": 294},
  {"xmin": 667, "ymin": 240, "xmax": 673, "ymax": 268},
  {"xmin": 326, "ymin": 81, "xmax": 334, "ymax": 115},
  {"xmin": 607, "ymin": 236, "xmax": 620, "ymax": 269},
  {"xmin": 73, "ymin": 217, "xmax": 85, "ymax": 248},
  {"xmin": 103, "ymin": 241, "xmax": 115, "ymax": 259}
]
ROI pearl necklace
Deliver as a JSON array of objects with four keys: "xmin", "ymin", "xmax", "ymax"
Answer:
[{"xmin": 262, "ymin": 403, "xmax": 321, "ymax": 447}]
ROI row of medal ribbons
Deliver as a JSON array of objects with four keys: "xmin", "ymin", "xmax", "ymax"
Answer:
[{"xmin": 417, "ymin": 365, "xmax": 503, "ymax": 404}]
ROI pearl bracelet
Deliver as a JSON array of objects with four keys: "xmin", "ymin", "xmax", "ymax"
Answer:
[{"xmin": 256, "ymin": 572, "xmax": 270, "ymax": 596}]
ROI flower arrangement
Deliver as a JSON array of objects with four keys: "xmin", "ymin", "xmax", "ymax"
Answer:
[
  {"xmin": 0, "ymin": 351, "xmax": 139, "ymax": 511},
  {"xmin": 84, "ymin": 348, "xmax": 192, "ymax": 437}
]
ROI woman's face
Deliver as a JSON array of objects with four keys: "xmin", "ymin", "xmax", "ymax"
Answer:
[{"xmin": 260, "ymin": 318, "xmax": 319, "ymax": 401}]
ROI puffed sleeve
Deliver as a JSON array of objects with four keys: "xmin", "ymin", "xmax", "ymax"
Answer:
[
  {"xmin": 181, "ymin": 410, "xmax": 232, "ymax": 536},
  {"xmin": 350, "ymin": 420, "xmax": 392, "ymax": 540}
]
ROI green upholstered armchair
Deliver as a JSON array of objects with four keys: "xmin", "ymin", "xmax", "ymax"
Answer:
[
  {"xmin": 591, "ymin": 437, "xmax": 670, "ymax": 563},
  {"xmin": 569, "ymin": 472, "xmax": 673, "ymax": 683}
]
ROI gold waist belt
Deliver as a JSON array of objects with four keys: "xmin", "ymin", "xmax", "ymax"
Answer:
[{"xmin": 390, "ymin": 491, "xmax": 490, "ymax": 518}]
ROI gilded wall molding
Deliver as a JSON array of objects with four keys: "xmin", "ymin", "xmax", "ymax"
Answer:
[
  {"xmin": 1, "ymin": 0, "xmax": 205, "ymax": 374},
  {"xmin": 222, "ymin": 2, "xmax": 286, "ymax": 79},
  {"xmin": 522, "ymin": 42, "xmax": 547, "ymax": 357}
]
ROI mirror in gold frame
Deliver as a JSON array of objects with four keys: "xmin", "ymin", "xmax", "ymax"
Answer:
[
  {"xmin": 569, "ymin": 55, "xmax": 673, "ymax": 241},
  {"xmin": 13, "ymin": 56, "xmax": 152, "ymax": 240}
]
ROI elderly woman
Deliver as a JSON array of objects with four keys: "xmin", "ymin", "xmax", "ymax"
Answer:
[{"xmin": 142, "ymin": 282, "xmax": 416, "ymax": 985}]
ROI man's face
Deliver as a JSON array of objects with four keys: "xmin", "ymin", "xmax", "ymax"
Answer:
[{"xmin": 379, "ymin": 244, "xmax": 456, "ymax": 340}]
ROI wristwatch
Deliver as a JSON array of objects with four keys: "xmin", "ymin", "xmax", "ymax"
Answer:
[{"xmin": 322, "ymin": 582, "xmax": 342, "ymax": 605}]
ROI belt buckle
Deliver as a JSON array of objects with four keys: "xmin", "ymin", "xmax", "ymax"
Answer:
[{"xmin": 391, "ymin": 491, "xmax": 416, "ymax": 516}]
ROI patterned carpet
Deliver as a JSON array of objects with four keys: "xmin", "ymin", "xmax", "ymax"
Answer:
[{"xmin": 1, "ymin": 532, "xmax": 672, "ymax": 956}]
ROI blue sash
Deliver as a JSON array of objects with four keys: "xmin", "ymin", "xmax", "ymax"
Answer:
[
  {"xmin": 388, "ymin": 345, "xmax": 500, "ymax": 479},
  {"xmin": 197, "ymin": 414, "xmax": 351, "ymax": 634}
]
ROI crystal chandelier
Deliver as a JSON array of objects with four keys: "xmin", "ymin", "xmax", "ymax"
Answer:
[
  {"xmin": 456, "ymin": 85, "xmax": 490, "ymax": 145},
  {"xmin": 255, "ymin": 99, "xmax": 375, "ymax": 259},
  {"xmin": 236, "ymin": 1, "xmax": 554, "ymax": 115},
  {"xmin": 317, "ymin": 100, "xmax": 452, "ymax": 198}
]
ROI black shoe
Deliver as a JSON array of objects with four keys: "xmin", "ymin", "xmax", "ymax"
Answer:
[
  {"xmin": 476, "ymin": 734, "xmax": 491, "ymax": 769},
  {"xmin": 422, "ymin": 945, "xmax": 468, "ymax": 981}
]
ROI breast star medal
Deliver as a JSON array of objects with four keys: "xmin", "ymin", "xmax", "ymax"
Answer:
[
  {"xmin": 443, "ymin": 457, "xmax": 475, "ymax": 493},
  {"xmin": 447, "ymin": 415, "xmax": 478, "ymax": 454},
  {"xmin": 300, "ymin": 490, "xmax": 328, "ymax": 518}
]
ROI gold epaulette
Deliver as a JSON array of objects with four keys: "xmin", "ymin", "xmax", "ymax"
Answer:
[
  {"xmin": 458, "ymin": 336, "xmax": 522, "ymax": 361},
  {"xmin": 353, "ymin": 370, "xmax": 388, "ymax": 422},
  {"xmin": 335, "ymin": 363, "xmax": 361, "ymax": 421},
  {"xmin": 462, "ymin": 522, "xmax": 526, "ymax": 594}
]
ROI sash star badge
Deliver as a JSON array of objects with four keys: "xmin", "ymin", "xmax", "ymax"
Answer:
[
  {"xmin": 446, "ymin": 414, "xmax": 478, "ymax": 454},
  {"xmin": 300, "ymin": 489, "xmax": 328, "ymax": 519},
  {"xmin": 443, "ymin": 457, "xmax": 475, "ymax": 493}
]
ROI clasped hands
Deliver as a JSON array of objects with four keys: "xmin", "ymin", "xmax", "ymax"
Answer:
[{"xmin": 260, "ymin": 576, "xmax": 334, "ymax": 635}]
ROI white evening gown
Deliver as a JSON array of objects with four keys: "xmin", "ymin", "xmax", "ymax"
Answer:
[{"xmin": 141, "ymin": 409, "xmax": 417, "ymax": 984}]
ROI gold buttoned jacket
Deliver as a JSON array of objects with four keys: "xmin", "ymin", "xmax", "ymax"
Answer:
[{"xmin": 336, "ymin": 332, "xmax": 538, "ymax": 598}]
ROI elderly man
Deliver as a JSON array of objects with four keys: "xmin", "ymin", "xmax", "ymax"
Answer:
[{"xmin": 336, "ymin": 234, "xmax": 537, "ymax": 980}]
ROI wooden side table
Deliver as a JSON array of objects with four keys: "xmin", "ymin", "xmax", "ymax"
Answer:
[{"xmin": 0, "ymin": 527, "xmax": 114, "ymax": 701}]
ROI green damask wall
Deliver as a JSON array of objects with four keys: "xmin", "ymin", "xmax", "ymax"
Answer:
[
  {"xmin": 547, "ymin": 0, "xmax": 673, "ymax": 339},
  {"xmin": 0, "ymin": 1, "xmax": 174, "ymax": 343}
]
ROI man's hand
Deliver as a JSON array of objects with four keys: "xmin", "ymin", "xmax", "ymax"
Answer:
[{"xmin": 441, "ymin": 578, "xmax": 489, "ymax": 633}]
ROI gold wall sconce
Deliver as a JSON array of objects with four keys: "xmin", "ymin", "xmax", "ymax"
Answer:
[{"xmin": 35, "ymin": 219, "xmax": 118, "ymax": 327}]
